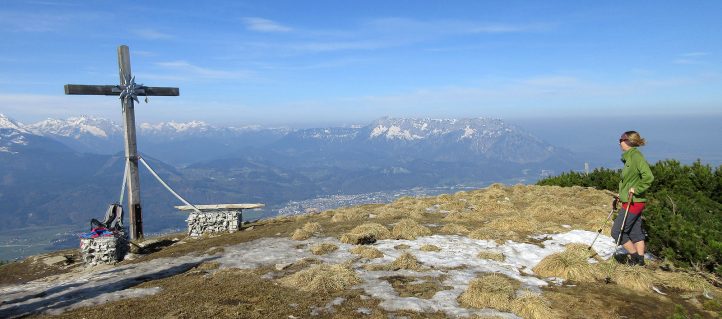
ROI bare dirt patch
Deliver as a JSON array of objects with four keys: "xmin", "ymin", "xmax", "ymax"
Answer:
[{"xmin": 381, "ymin": 275, "xmax": 452, "ymax": 299}]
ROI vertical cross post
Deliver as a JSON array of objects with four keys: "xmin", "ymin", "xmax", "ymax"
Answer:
[
  {"xmin": 64, "ymin": 45, "xmax": 179, "ymax": 241},
  {"xmin": 118, "ymin": 46, "xmax": 143, "ymax": 240}
]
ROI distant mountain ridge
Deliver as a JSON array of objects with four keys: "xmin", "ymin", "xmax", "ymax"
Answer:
[
  {"xmin": 275, "ymin": 117, "xmax": 564, "ymax": 165},
  {"xmin": 17, "ymin": 115, "xmax": 566, "ymax": 166},
  {"xmin": 0, "ymin": 112, "xmax": 580, "ymax": 233}
]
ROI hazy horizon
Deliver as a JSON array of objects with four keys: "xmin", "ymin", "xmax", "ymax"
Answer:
[{"xmin": 4, "ymin": 110, "xmax": 721, "ymax": 168}]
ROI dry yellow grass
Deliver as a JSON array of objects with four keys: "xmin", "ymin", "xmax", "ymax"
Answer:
[
  {"xmin": 525, "ymin": 203, "xmax": 566, "ymax": 222},
  {"xmin": 468, "ymin": 227, "xmax": 508, "ymax": 243},
  {"xmin": 392, "ymin": 252, "xmax": 424, "ymax": 271},
  {"xmin": 436, "ymin": 184, "xmax": 613, "ymax": 236},
  {"xmin": 394, "ymin": 244, "xmax": 411, "ymax": 250},
  {"xmin": 533, "ymin": 244, "xmax": 602, "ymax": 283},
  {"xmin": 290, "ymin": 222, "xmax": 323, "ymax": 240},
  {"xmin": 473, "ymin": 201, "xmax": 517, "ymax": 216},
  {"xmin": 458, "ymin": 273, "xmax": 519, "ymax": 311},
  {"xmin": 477, "ymin": 250, "xmax": 504, "ymax": 262},
  {"xmin": 365, "ymin": 252, "xmax": 425, "ymax": 271},
  {"xmin": 339, "ymin": 223, "xmax": 391, "ymax": 244},
  {"xmin": 392, "ymin": 219, "xmax": 432, "ymax": 240},
  {"xmin": 377, "ymin": 206, "xmax": 425, "ymax": 220},
  {"xmin": 319, "ymin": 210, "xmax": 335, "ymax": 218},
  {"xmin": 291, "ymin": 229, "xmax": 312, "ymax": 240},
  {"xmin": 278, "ymin": 264, "xmax": 360, "ymax": 293},
  {"xmin": 302, "ymin": 222, "xmax": 322, "ymax": 233},
  {"xmin": 442, "ymin": 211, "xmax": 472, "ymax": 222},
  {"xmin": 653, "ymin": 271, "xmax": 713, "ymax": 292},
  {"xmin": 331, "ymin": 209, "xmax": 366, "ymax": 223},
  {"xmin": 609, "ymin": 264, "xmax": 658, "ymax": 292},
  {"xmin": 439, "ymin": 223, "xmax": 470, "ymax": 235},
  {"xmin": 486, "ymin": 213, "xmax": 540, "ymax": 234},
  {"xmin": 420, "ymin": 244, "xmax": 441, "ymax": 252},
  {"xmin": 594, "ymin": 258, "xmax": 660, "ymax": 292},
  {"xmin": 310, "ymin": 243, "xmax": 338, "ymax": 255},
  {"xmin": 511, "ymin": 290, "xmax": 558, "ymax": 319},
  {"xmin": 440, "ymin": 199, "xmax": 469, "ymax": 213},
  {"xmin": 350, "ymin": 246, "xmax": 384, "ymax": 259}
]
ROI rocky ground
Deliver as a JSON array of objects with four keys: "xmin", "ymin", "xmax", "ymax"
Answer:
[{"xmin": 0, "ymin": 184, "xmax": 720, "ymax": 318}]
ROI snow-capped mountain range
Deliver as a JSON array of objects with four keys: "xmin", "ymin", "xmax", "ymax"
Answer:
[
  {"xmin": 1, "ymin": 113, "xmax": 568, "ymax": 165},
  {"xmin": 1, "ymin": 114, "xmax": 71, "ymax": 154},
  {"xmin": 25, "ymin": 116, "xmax": 122, "ymax": 139},
  {"xmin": 274, "ymin": 117, "xmax": 562, "ymax": 164},
  {"xmin": 0, "ymin": 115, "xmax": 28, "ymax": 153}
]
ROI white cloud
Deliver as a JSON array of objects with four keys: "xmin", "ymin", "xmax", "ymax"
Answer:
[
  {"xmin": 521, "ymin": 76, "xmax": 581, "ymax": 87},
  {"xmin": 0, "ymin": 94, "xmax": 119, "ymax": 121},
  {"xmin": 681, "ymin": 52, "xmax": 709, "ymax": 57},
  {"xmin": 155, "ymin": 60, "xmax": 250, "ymax": 79},
  {"xmin": 236, "ymin": 17, "xmax": 550, "ymax": 55},
  {"xmin": 320, "ymin": 72, "xmax": 721, "ymax": 119},
  {"xmin": 287, "ymin": 40, "xmax": 392, "ymax": 52},
  {"xmin": 673, "ymin": 58, "xmax": 699, "ymax": 65},
  {"xmin": 132, "ymin": 50, "xmax": 157, "ymax": 57},
  {"xmin": 365, "ymin": 17, "xmax": 550, "ymax": 36},
  {"xmin": 470, "ymin": 23, "xmax": 549, "ymax": 33},
  {"xmin": 0, "ymin": 9, "xmax": 108, "ymax": 33},
  {"xmin": 674, "ymin": 52, "xmax": 710, "ymax": 64},
  {"xmin": 0, "ymin": 12, "xmax": 73, "ymax": 32},
  {"xmin": 242, "ymin": 17, "xmax": 292, "ymax": 32}
]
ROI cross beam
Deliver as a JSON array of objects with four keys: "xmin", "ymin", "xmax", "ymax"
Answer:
[
  {"xmin": 64, "ymin": 85, "xmax": 179, "ymax": 96},
  {"xmin": 64, "ymin": 45, "xmax": 179, "ymax": 241}
]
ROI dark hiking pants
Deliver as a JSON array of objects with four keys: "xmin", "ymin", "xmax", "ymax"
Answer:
[{"xmin": 610, "ymin": 209, "xmax": 644, "ymax": 245}]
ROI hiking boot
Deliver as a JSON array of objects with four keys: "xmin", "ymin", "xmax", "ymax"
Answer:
[
  {"xmin": 633, "ymin": 254, "xmax": 646, "ymax": 266},
  {"xmin": 613, "ymin": 253, "xmax": 629, "ymax": 264},
  {"xmin": 627, "ymin": 253, "xmax": 645, "ymax": 266}
]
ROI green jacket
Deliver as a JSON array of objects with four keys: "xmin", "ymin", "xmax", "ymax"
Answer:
[{"xmin": 618, "ymin": 147, "xmax": 654, "ymax": 203}]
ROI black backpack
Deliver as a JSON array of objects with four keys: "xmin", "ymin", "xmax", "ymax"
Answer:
[{"xmin": 90, "ymin": 203, "xmax": 124, "ymax": 231}]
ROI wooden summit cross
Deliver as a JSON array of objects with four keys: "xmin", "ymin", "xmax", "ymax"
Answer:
[{"xmin": 64, "ymin": 45, "xmax": 179, "ymax": 240}]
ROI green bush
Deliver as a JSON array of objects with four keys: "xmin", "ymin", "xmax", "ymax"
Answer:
[
  {"xmin": 538, "ymin": 159, "xmax": 722, "ymax": 274},
  {"xmin": 668, "ymin": 304, "xmax": 703, "ymax": 319}
]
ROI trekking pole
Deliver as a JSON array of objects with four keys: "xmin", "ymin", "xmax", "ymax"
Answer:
[
  {"xmin": 614, "ymin": 192, "xmax": 634, "ymax": 249},
  {"xmin": 588, "ymin": 196, "xmax": 619, "ymax": 256},
  {"xmin": 605, "ymin": 191, "xmax": 633, "ymax": 283}
]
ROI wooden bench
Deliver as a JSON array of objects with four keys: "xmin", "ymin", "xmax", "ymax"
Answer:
[{"xmin": 175, "ymin": 204, "xmax": 265, "ymax": 237}]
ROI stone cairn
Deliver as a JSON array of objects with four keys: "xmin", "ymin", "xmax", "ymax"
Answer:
[
  {"xmin": 80, "ymin": 232, "xmax": 129, "ymax": 265},
  {"xmin": 186, "ymin": 210, "xmax": 242, "ymax": 237},
  {"xmin": 176, "ymin": 204, "xmax": 265, "ymax": 237}
]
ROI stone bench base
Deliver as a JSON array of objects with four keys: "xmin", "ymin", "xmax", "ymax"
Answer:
[
  {"xmin": 176, "ymin": 204, "xmax": 265, "ymax": 237},
  {"xmin": 187, "ymin": 211, "xmax": 242, "ymax": 237},
  {"xmin": 80, "ymin": 233, "xmax": 129, "ymax": 265}
]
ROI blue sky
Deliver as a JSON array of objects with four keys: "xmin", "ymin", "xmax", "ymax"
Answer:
[{"xmin": 0, "ymin": 0, "xmax": 721, "ymax": 126}]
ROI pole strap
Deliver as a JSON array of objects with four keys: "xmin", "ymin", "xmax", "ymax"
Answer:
[
  {"xmin": 137, "ymin": 155, "xmax": 203, "ymax": 214},
  {"xmin": 119, "ymin": 160, "xmax": 129, "ymax": 204}
]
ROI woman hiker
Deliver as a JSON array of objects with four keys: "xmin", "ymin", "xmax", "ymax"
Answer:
[{"xmin": 611, "ymin": 131, "xmax": 654, "ymax": 266}]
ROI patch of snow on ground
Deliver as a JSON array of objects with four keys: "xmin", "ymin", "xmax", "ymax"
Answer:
[
  {"xmin": 214, "ymin": 237, "xmax": 355, "ymax": 270},
  {"xmin": 0, "ymin": 255, "xmax": 216, "ymax": 318},
  {"xmin": 0, "ymin": 230, "xmax": 616, "ymax": 318},
  {"xmin": 214, "ymin": 231, "xmax": 611, "ymax": 317},
  {"xmin": 44, "ymin": 287, "xmax": 161, "ymax": 315}
]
